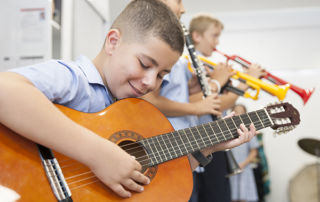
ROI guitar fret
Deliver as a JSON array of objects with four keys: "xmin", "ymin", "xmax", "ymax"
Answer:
[
  {"xmin": 147, "ymin": 138, "xmax": 161, "ymax": 164},
  {"xmin": 139, "ymin": 104, "xmax": 295, "ymax": 166},
  {"xmin": 246, "ymin": 112, "xmax": 254, "ymax": 125},
  {"xmin": 228, "ymin": 117, "xmax": 238, "ymax": 131},
  {"xmin": 153, "ymin": 137, "xmax": 166, "ymax": 164},
  {"xmin": 225, "ymin": 118, "xmax": 238, "ymax": 138},
  {"xmin": 190, "ymin": 127, "xmax": 205, "ymax": 150},
  {"xmin": 232, "ymin": 116, "xmax": 242, "ymax": 127},
  {"xmin": 184, "ymin": 128, "xmax": 197, "ymax": 151},
  {"xmin": 181, "ymin": 129, "xmax": 194, "ymax": 152},
  {"xmin": 216, "ymin": 120, "xmax": 229, "ymax": 141},
  {"xmin": 207, "ymin": 123, "xmax": 220, "ymax": 145},
  {"xmin": 249, "ymin": 111, "xmax": 264, "ymax": 130},
  {"xmin": 239, "ymin": 114, "xmax": 251, "ymax": 128},
  {"xmin": 141, "ymin": 139, "xmax": 155, "ymax": 166},
  {"xmin": 210, "ymin": 121, "xmax": 225, "ymax": 143},
  {"xmin": 222, "ymin": 119, "xmax": 233, "ymax": 140},
  {"xmin": 170, "ymin": 132, "xmax": 183, "ymax": 157},
  {"xmin": 259, "ymin": 109, "xmax": 272, "ymax": 127},
  {"xmin": 190, "ymin": 127, "xmax": 201, "ymax": 151},
  {"xmin": 201, "ymin": 124, "xmax": 213, "ymax": 147},
  {"xmin": 160, "ymin": 134, "xmax": 173, "ymax": 160},
  {"xmin": 157, "ymin": 137, "xmax": 169, "ymax": 162},
  {"xmin": 175, "ymin": 131, "xmax": 188, "ymax": 155}
]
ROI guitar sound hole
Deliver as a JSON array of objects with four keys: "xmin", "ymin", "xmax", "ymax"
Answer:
[{"xmin": 119, "ymin": 140, "xmax": 150, "ymax": 173}]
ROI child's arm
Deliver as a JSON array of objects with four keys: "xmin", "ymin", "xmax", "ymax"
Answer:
[
  {"xmin": 0, "ymin": 72, "xmax": 149, "ymax": 198},
  {"xmin": 239, "ymin": 148, "xmax": 258, "ymax": 169},
  {"xmin": 142, "ymin": 88, "xmax": 221, "ymax": 117}
]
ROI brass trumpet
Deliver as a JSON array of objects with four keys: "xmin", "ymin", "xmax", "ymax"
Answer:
[
  {"xmin": 185, "ymin": 55, "xmax": 290, "ymax": 101},
  {"xmin": 215, "ymin": 49, "xmax": 315, "ymax": 105}
]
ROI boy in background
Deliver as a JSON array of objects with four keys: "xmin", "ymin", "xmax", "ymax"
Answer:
[
  {"xmin": 0, "ymin": 0, "xmax": 256, "ymax": 199},
  {"xmin": 188, "ymin": 14, "xmax": 265, "ymax": 202}
]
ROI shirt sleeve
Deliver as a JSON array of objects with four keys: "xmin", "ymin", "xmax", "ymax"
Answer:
[{"xmin": 9, "ymin": 60, "xmax": 79, "ymax": 103}]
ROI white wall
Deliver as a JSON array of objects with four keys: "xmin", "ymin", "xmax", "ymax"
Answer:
[
  {"xmin": 236, "ymin": 69, "xmax": 320, "ymax": 202},
  {"xmin": 182, "ymin": 7, "xmax": 320, "ymax": 202},
  {"xmin": 72, "ymin": 0, "xmax": 109, "ymax": 60},
  {"xmin": 184, "ymin": 0, "xmax": 320, "ymax": 14},
  {"xmin": 60, "ymin": 0, "xmax": 110, "ymax": 60}
]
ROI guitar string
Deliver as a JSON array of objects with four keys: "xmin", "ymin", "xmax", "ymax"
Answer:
[
  {"xmin": 57, "ymin": 112, "xmax": 269, "ymax": 166},
  {"xmin": 130, "ymin": 117, "xmax": 269, "ymax": 164},
  {"xmin": 65, "ymin": 170, "xmax": 93, "ymax": 180},
  {"xmin": 121, "ymin": 111, "xmax": 269, "ymax": 153},
  {"xmin": 60, "ymin": 161, "xmax": 80, "ymax": 169},
  {"xmin": 70, "ymin": 179, "xmax": 100, "ymax": 191},
  {"xmin": 122, "ymin": 115, "xmax": 270, "ymax": 158},
  {"xmin": 57, "ymin": 116, "xmax": 271, "ymax": 169},
  {"xmin": 66, "ymin": 117, "xmax": 287, "ymax": 189},
  {"xmin": 52, "ymin": 117, "xmax": 272, "ymax": 187},
  {"xmin": 60, "ymin": 119, "xmax": 266, "ymax": 189},
  {"xmin": 67, "ymin": 175, "xmax": 98, "ymax": 185},
  {"xmin": 57, "ymin": 115, "xmax": 269, "ymax": 168}
]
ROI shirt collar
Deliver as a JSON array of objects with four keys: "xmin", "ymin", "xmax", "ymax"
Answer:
[
  {"xmin": 74, "ymin": 55, "xmax": 115, "ymax": 104},
  {"xmin": 75, "ymin": 55, "xmax": 105, "ymax": 86}
]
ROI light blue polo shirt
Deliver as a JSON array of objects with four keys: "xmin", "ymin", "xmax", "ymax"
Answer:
[
  {"xmin": 160, "ymin": 57, "xmax": 199, "ymax": 130},
  {"xmin": 10, "ymin": 55, "xmax": 114, "ymax": 113}
]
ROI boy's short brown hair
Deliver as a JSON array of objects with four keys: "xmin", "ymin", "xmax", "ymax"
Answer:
[
  {"xmin": 111, "ymin": 0, "xmax": 184, "ymax": 54},
  {"xmin": 189, "ymin": 13, "xmax": 224, "ymax": 35}
]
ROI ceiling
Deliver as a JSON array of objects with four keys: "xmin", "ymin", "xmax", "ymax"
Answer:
[
  {"xmin": 182, "ymin": 0, "xmax": 320, "ymax": 15},
  {"xmin": 109, "ymin": 0, "xmax": 320, "ymax": 22}
]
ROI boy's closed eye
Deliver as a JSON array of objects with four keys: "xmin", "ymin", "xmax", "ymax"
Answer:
[{"xmin": 138, "ymin": 59, "xmax": 150, "ymax": 69}]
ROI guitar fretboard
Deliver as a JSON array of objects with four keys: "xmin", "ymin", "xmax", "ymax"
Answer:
[{"xmin": 139, "ymin": 109, "xmax": 272, "ymax": 166}]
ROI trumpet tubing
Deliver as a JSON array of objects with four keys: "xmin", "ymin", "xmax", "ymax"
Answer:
[
  {"xmin": 235, "ymin": 71, "xmax": 290, "ymax": 101},
  {"xmin": 215, "ymin": 49, "xmax": 315, "ymax": 105},
  {"xmin": 197, "ymin": 55, "xmax": 290, "ymax": 101}
]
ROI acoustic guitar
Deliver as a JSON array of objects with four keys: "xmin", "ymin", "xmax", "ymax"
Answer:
[{"xmin": 0, "ymin": 98, "xmax": 300, "ymax": 201}]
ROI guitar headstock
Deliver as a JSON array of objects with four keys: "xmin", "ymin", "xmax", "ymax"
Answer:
[{"xmin": 266, "ymin": 102, "xmax": 300, "ymax": 134}]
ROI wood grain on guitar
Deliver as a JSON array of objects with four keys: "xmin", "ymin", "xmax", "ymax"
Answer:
[{"xmin": 0, "ymin": 98, "xmax": 299, "ymax": 201}]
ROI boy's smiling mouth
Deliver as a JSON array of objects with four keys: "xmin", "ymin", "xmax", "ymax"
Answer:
[{"xmin": 128, "ymin": 82, "xmax": 145, "ymax": 97}]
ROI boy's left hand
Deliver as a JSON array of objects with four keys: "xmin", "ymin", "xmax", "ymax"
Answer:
[{"xmin": 202, "ymin": 112, "xmax": 257, "ymax": 154}]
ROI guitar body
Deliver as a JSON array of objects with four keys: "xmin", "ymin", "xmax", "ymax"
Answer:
[{"xmin": 0, "ymin": 98, "xmax": 193, "ymax": 201}]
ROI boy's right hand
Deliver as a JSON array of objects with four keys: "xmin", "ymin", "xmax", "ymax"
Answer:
[
  {"xmin": 245, "ymin": 63, "xmax": 266, "ymax": 78},
  {"xmin": 192, "ymin": 93, "xmax": 221, "ymax": 116},
  {"xmin": 88, "ymin": 140, "xmax": 150, "ymax": 198},
  {"xmin": 206, "ymin": 62, "xmax": 234, "ymax": 87}
]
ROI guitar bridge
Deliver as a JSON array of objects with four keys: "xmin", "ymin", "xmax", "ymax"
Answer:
[{"xmin": 38, "ymin": 144, "xmax": 72, "ymax": 202}]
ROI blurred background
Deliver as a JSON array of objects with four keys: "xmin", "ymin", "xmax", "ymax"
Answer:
[{"xmin": 1, "ymin": 0, "xmax": 319, "ymax": 201}]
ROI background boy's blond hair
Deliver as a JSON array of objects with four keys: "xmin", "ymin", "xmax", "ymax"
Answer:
[{"xmin": 189, "ymin": 13, "xmax": 224, "ymax": 35}]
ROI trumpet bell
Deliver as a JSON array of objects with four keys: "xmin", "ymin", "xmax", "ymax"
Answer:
[{"xmin": 300, "ymin": 87, "xmax": 315, "ymax": 105}]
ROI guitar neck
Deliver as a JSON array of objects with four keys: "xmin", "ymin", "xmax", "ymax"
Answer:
[{"xmin": 139, "ymin": 108, "xmax": 273, "ymax": 166}]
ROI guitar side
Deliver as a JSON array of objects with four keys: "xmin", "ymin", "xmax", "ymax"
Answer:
[{"xmin": 0, "ymin": 98, "xmax": 193, "ymax": 201}]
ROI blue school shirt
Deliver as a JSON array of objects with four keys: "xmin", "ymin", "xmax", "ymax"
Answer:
[
  {"xmin": 9, "ymin": 55, "xmax": 114, "ymax": 113},
  {"xmin": 229, "ymin": 136, "xmax": 259, "ymax": 201},
  {"xmin": 160, "ymin": 57, "xmax": 199, "ymax": 130}
]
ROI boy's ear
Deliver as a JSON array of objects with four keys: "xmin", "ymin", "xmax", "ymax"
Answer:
[
  {"xmin": 104, "ymin": 29, "xmax": 121, "ymax": 55},
  {"xmin": 191, "ymin": 31, "xmax": 202, "ymax": 44}
]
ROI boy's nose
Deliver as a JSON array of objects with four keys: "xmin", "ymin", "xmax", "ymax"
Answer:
[{"xmin": 142, "ymin": 72, "xmax": 157, "ymax": 91}]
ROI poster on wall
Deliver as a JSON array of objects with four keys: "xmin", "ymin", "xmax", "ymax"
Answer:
[{"xmin": 0, "ymin": 1, "xmax": 51, "ymax": 71}]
